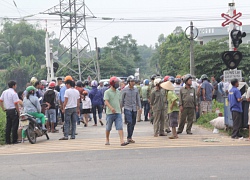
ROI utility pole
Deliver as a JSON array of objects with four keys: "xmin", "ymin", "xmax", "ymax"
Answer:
[
  {"xmin": 190, "ymin": 21, "xmax": 195, "ymax": 76},
  {"xmin": 95, "ymin": 37, "xmax": 101, "ymax": 82}
]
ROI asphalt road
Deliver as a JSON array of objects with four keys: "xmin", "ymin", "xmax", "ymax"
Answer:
[
  {"xmin": 1, "ymin": 146, "xmax": 250, "ymax": 180},
  {"xmin": 1, "ymin": 116, "xmax": 250, "ymax": 180}
]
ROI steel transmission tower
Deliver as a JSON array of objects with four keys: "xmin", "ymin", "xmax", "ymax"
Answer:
[{"xmin": 42, "ymin": 0, "xmax": 97, "ymax": 81}]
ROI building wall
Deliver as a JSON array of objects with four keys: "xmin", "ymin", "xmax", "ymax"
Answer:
[{"xmin": 197, "ymin": 25, "xmax": 250, "ymax": 44}]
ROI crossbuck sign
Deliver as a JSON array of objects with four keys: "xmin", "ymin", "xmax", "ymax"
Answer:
[{"xmin": 221, "ymin": 12, "xmax": 242, "ymax": 26}]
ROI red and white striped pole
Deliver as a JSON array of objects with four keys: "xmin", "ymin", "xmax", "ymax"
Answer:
[{"xmin": 228, "ymin": 1, "xmax": 236, "ymax": 51}]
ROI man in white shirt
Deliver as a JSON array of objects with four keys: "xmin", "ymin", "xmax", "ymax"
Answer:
[
  {"xmin": 0, "ymin": 81, "xmax": 20, "ymax": 144},
  {"xmin": 59, "ymin": 80, "xmax": 80, "ymax": 140}
]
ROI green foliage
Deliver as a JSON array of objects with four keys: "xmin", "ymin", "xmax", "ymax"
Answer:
[
  {"xmin": 151, "ymin": 29, "xmax": 191, "ymax": 76},
  {"xmin": 99, "ymin": 34, "xmax": 142, "ymax": 78},
  {"xmin": 0, "ymin": 21, "xmax": 47, "ymax": 93},
  {"xmin": 0, "ymin": 109, "xmax": 6, "ymax": 145},
  {"xmin": 196, "ymin": 113, "xmax": 218, "ymax": 129},
  {"xmin": 212, "ymin": 100, "xmax": 224, "ymax": 113}
]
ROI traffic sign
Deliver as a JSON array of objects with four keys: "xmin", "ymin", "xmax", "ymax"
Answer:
[
  {"xmin": 223, "ymin": 69, "xmax": 242, "ymax": 82},
  {"xmin": 221, "ymin": 12, "xmax": 242, "ymax": 27}
]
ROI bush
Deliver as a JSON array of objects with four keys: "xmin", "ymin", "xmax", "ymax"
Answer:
[{"xmin": 0, "ymin": 109, "xmax": 6, "ymax": 144}]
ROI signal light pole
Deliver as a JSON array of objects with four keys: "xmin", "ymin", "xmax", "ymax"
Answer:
[{"xmin": 221, "ymin": 1, "xmax": 246, "ymax": 70}]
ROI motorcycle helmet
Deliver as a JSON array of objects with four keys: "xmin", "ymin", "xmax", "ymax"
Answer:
[
  {"xmin": 26, "ymin": 86, "xmax": 36, "ymax": 93},
  {"xmin": 110, "ymin": 76, "xmax": 119, "ymax": 86},
  {"xmin": 144, "ymin": 79, "xmax": 150, "ymax": 85},
  {"xmin": 183, "ymin": 74, "xmax": 192, "ymax": 83},
  {"xmin": 127, "ymin": 75, "xmax": 135, "ymax": 82}
]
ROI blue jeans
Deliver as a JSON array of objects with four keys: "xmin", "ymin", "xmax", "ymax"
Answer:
[
  {"xmin": 124, "ymin": 109, "xmax": 137, "ymax": 139},
  {"xmin": 64, "ymin": 107, "xmax": 78, "ymax": 138},
  {"xmin": 92, "ymin": 105, "xmax": 103, "ymax": 125},
  {"xmin": 143, "ymin": 101, "xmax": 150, "ymax": 121}
]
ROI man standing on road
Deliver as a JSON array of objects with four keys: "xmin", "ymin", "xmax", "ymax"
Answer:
[
  {"xmin": 59, "ymin": 76, "xmax": 73, "ymax": 126},
  {"xmin": 200, "ymin": 74, "xmax": 213, "ymax": 114},
  {"xmin": 150, "ymin": 78, "xmax": 166, "ymax": 137},
  {"xmin": 43, "ymin": 81, "xmax": 58, "ymax": 133},
  {"xmin": 141, "ymin": 79, "xmax": 150, "ymax": 121},
  {"xmin": 149, "ymin": 74, "xmax": 157, "ymax": 124},
  {"xmin": 228, "ymin": 79, "xmax": 243, "ymax": 139},
  {"xmin": 121, "ymin": 76, "xmax": 142, "ymax": 143},
  {"xmin": 135, "ymin": 80, "xmax": 142, "ymax": 122},
  {"xmin": 0, "ymin": 81, "xmax": 20, "ymax": 144},
  {"xmin": 177, "ymin": 74, "xmax": 198, "ymax": 135},
  {"xmin": 104, "ymin": 76, "xmax": 128, "ymax": 146},
  {"xmin": 59, "ymin": 80, "xmax": 80, "ymax": 140}
]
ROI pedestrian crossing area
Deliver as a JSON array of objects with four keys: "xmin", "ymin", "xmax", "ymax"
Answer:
[{"xmin": 0, "ymin": 133, "xmax": 249, "ymax": 156}]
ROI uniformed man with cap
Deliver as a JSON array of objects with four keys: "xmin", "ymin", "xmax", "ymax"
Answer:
[
  {"xmin": 150, "ymin": 78, "xmax": 166, "ymax": 137},
  {"xmin": 177, "ymin": 74, "xmax": 198, "ymax": 135}
]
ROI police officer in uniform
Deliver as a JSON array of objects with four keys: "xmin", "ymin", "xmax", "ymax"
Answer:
[{"xmin": 177, "ymin": 75, "xmax": 198, "ymax": 135}]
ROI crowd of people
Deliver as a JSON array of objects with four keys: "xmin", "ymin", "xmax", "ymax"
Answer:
[{"xmin": 0, "ymin": 72, "xmax": 248, "ymax": 145}]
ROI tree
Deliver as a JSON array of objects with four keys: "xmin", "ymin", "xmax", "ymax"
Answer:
[{"xmin": 99, "ymin": 34, "xmax": 142, "ymax": 78}]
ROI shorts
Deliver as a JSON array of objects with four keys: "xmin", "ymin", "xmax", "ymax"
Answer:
[
  {"xmin": 46, "ymin": 109, "xmax": 56, "ymax": 123},
  {"xmin": 200, "ymin": 101, "xmax": 212, "ymax": 112},
  {"xmin": 81, "ymin": 109, "xmax": 91, "ymax": 114},
  {"xmin": 106, "ymin": 113, "xmax": 123, "ymax": 131},
  {"xmin": 169, "ymin": 111, "xmax": 179, "ymax": 127}
]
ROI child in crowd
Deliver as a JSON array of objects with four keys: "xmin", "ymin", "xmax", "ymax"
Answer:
[
  {"xmin": 81, "ymin": 91, "xmax": 92, "ymax": 127},
  {"xmin": 167, "ymin": 84, "xmax": 179, "ymax": 139}
]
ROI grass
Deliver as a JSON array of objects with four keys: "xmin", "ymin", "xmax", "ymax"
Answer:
[
  {"xmin": 0, "ymin": 109, "xmax": 6, "ymax": 145},
  {"xmin": 196, "ymin": 112, "xmax": 218, "ymax": 129}
]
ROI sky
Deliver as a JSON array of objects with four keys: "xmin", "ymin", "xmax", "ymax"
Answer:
[{"xmin": 0, "ymin": 0, "xmax": 249, "ymax": 48}]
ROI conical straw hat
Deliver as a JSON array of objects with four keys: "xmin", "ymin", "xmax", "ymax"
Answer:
[{"xmin": 160, "ymin": 81, "xmax": 175, "ymax": 91}]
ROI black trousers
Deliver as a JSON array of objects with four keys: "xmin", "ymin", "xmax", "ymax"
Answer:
[
  {"xmin": 232, "ymin": 111, "xmax": 242, "ymax": 138},
  {"xmin": 5, "ymin": 109, "xmax": 19, "ymax": 144}
]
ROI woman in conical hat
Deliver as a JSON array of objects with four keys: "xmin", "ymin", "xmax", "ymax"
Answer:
[{"xmin": 160, "ymin": 81, "xmax": 175, "ymax": 91}]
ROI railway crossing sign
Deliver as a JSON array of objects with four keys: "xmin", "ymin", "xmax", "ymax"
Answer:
[
  {"xmin": 221, "ymin": 12, "xmax": 242, "ymax": 27},
  {"xmin": 223, "ymin": 69, "xmax": 242, "ymax": 82}
]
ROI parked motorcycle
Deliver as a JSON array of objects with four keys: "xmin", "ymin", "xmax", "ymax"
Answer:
[{"xmin": 20, "ymin": 113, "xmax": 49, "ymax": 144}]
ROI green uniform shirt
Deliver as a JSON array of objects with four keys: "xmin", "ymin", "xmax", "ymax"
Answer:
[
  {"xmin": 150, "ymin": 88, "xmax": 165, "ymax": 112},
  {"xmin": 167, "ymin": 90, "xmax": 179, "ymax": 114},
  {"xmin": 179, "ymin": 86, "xmax": 197, "ymax": 108},
  {"xmin": 135, "ymin": 85, "xmax": 142, "ymax": 98},
  {"xmin": 141, "ymin": 85, "xmax": 150, "ymax": 101},
  {"xmin": 104, "ymin": 88, "xmax": 121, "ymax": 115}
]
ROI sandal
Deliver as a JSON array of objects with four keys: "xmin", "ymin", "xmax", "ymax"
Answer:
[
  {"xmin": 121, "ymin": 142, "xmax": 129, "ymax": 146},
  {"xmin": 105, "ymin": 142, "xmax": 110, "ymax": 145},
  {"xmin": 59, "ymin": 137, "xmax": 68, "ymax": 140},
  {"xmin": 128, "ymin": 139, "xmax": 135, "ymax": 143},
  {"xmin": 169, "ymin": 136, "xmax": 177, "ymax": 139},
  {"xmin": 99, "ymin": 120, "xmax": 104, "ymax": 126}
]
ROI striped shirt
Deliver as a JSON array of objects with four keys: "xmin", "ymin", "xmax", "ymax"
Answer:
[{"xmin": 174, "ymin": 84, "xmax": 182, "ymax": 96}]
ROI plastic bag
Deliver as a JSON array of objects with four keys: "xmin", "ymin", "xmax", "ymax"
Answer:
[{"xmin": 210, "ymin": 117, "xmax": 225, "ymax": 130}]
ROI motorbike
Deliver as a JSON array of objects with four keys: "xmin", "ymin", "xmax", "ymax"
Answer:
[{"xmin": 20, "ymin": 113, "xmax": 49, "ymax": 144}]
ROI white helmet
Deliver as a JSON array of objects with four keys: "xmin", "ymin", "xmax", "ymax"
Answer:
[
  {"xmin": 154, "ymin": 78, "xmax": 162, "ymax": 86},
  {"xmin": 91, "ymin": 80, "xmax": 98, "ymax": 87}
]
